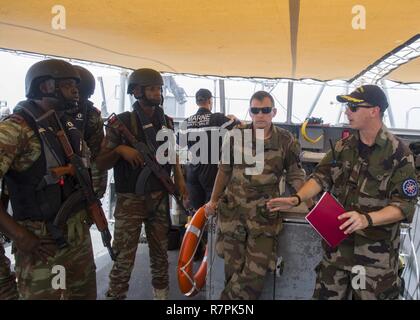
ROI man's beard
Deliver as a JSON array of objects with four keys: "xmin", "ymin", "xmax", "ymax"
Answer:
[{"xmin": 43, "ymin": 96, "xmax": 78, "ymax": 112}]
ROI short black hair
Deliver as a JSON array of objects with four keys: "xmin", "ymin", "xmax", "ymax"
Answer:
[
  {"xmin": 249, "ymin": 91, "xmax": 275, "ymax": 107},
  {"xmin": 196, "ymin": 88, "xmax": 212, "ymax": 105}
]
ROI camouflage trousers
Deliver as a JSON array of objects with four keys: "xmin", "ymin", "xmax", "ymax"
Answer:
[
  {"xmin": 107, "ymin": 192, "xmax": 170, "ymax": 299},
  {"xmin": 91, "ymin": 162, "xmax": 108, "ymax": 199},
  {"xmin": 14, "ymin": 210, "xmax": 97, "ymax": 300},
  {"xmin": 0, "ymin": 242, "xmax": 18, "ymax": 300},
  {"xmin": 313, "ymin": 239, "xmax": 400, "ymax": 300},
  {"xmin": 217, "ymin": 198, "xmax": 282, "ymax": 300}
]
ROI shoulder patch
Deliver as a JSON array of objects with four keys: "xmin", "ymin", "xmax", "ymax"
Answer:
[
  {"xmin": 402, "ymin": 178, "xmax": 418, "ymax": 198},
  {"xmin": 92, "ymin": 107, "xmax": 101, "ymax": 115},
  {"xmin": 337, "ymin": 134, "xmax": 355, "ymax": 151},
  {"xmin": 341, "ymin": 134, "xmax": 351, "ymax": 141},
  {"xmin": 7, "ymin": 114, "xmax": 25, "ymax": 124},
  {"xmin": 86, "ymin": 103, "xmax": 101, "ymax": 116}
]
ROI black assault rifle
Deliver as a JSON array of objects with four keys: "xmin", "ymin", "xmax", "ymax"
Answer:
[
  {"xmin": 106, "ymin": 113, "xmax": 188, "ymax": 215},
  {"xmin": 43, "ymin": 110, "xmax": 117, "ymax": 261}
]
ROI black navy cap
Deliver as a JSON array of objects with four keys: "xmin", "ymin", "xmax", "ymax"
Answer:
[{"xmin": 337, "ymin": 85, "xmax": 389, "ymax": 111}]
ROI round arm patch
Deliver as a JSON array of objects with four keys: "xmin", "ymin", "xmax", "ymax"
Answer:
[{"xmin": 402, "ymin": 178, "xmax": 418, "ymax": 198}]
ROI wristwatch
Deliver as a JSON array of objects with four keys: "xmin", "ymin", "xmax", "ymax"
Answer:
[
  {"xmin": 291, "ymin": 194, "xmax": 302, "ymax": 207},
  {"xmin": 363, "ymin": 213, "xmax": 374, "ymax": 227}
]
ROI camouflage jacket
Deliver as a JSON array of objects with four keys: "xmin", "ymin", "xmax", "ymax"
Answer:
[
  {"xmin": 0, "ymin": 105, "xmax": 105, "ymax": 194},
  {"xmin": 0, "ymin": 116, "xmax": 41, "ymax": 179},
  {"xmin": 79, "ymin": 102, "xmax": 105, "ymax": 161},
  {"xmin": 77, "ymin": 102, "xmax": 107, "ymax": 198},
  {"xmin": 311, "ymin": 125, "xmax": 418, "ymax": 269},
  {"xmin": 219, "ymin": 123, "xmax": 305, "ymax": 210}
]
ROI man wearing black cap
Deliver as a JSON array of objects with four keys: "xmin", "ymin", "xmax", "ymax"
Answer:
[
  {"xmin": 179, "ymin": 89, "xmax": 239, "ymax": 260},
  {"xmin": 180, "ymin": 88, "xmax": 239, "ymax": 211},
  {"xmin": 267, "ymin": 84, "xmax": 418, "ymax": 299}
]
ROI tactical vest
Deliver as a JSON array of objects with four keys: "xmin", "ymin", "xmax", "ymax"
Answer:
[
  {"xmin": 4, "ymin": 100, "xmax": 85, "ymax": 222},
  {"xmin": 65, "ymin": 100, "xmax": 96, "ymax": 141},
  {"xmin": 113, "ymin": 102, "xmax": 173, "ymax": 194}
]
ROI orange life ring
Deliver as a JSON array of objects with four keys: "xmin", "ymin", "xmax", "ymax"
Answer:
[{"xmin": 177, "ymin": 206, "xmax": 208, "ymax": 296}]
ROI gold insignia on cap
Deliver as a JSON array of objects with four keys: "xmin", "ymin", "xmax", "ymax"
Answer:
[{"xmin": 339, "ymin": 95, "xmax": 364, "ymax": 103}]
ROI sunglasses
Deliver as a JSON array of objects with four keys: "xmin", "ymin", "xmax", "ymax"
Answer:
[
  {"xmin": 250, "ymin": 107, "xmax": 273, "ymax": 114},
  {"xmin": 346, "ymin": 103, "xmax": 377, "ymax": 113}
]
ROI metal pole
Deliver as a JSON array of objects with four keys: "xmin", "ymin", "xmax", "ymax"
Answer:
[
  {"xmin": 213, "ymin": 79, "xmax": 217, "ymax": 112},
  {"xmin": 119, "ymin": 70, "xmax": 129, "ymax": 113},
  {"xmin": 97, "ymin": 76, "xmax": 109, "ymax": 118},
  {"xmin": 336, "ymin": 84, "xmax": 350, "ymax": 125},
  {"xmin": 207, "ymin": 216, "xmax": 215, "ymax": 300},
  {"xmin": 381, "ymin": 80, "xmax": 395, "ymax": 128},
  {"xmin": 405, "ymin": 107, "xmax": 420, "ymax": 129},
  {"xmin": 219, "ymin": 79, "xmax": 226, "ymax": 114},
  {"xmin": 286, "ymin": 81, "xmax": 294, "ymax": 124},
  {"xmin": 306, "ymin": 83, "xmax": 326, "ymax": 119}
]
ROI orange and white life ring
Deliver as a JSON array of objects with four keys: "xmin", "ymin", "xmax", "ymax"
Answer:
[{"xmin": 177, "ymin": 206, "xmax": 208, "ymax": 296}]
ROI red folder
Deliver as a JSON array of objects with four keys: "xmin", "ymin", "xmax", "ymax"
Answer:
[{"xmin": 305, "ymin": 192, "xmax": 348, "ymax": 248}]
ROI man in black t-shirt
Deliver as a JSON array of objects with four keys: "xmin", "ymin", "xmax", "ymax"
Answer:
[{"xmin": 180, "ymin": 89, "xmax": 238, "ymax": 210}]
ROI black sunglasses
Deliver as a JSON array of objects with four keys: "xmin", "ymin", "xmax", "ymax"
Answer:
[
  {"xmin": 346, "ymin": 103, "xmax": 377, "ymax": 113},
  {"xmin": 250, "ymin": 107, "xmax": 273, "ymax": 114}
]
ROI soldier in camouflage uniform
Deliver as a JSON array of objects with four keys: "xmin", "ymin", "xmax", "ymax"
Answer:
[
  {"xmin": 0, "ymin": 180, "xmax": 18, "ymax": 300},
  {"xmin": 268, "ymin": 85, "xmax": 418, "ymax": 300},
  {"xmin": 0, "ymin": 59, "xmax": 97, "ymax": 299},
  {"xmin": 0, "ymin": 111, "xmax": 17, "ymax": 300},
  {"xmin": 96, "ymin": 68, "xmax": 187, "ymax": 300},
  {"xmin": 205, "ymin": 91, "xmax": 306, "ymax": 300},
  {"xmin": 0, "ymin": 238, "xmax": 18, "ymax": 300}
]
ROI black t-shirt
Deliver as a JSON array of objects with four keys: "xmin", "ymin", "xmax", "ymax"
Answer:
[
  {"xmin": 357, "ymin": 139, "xmax": 375, "ymax": 161},
  {"xmin": 179, "ymin": 107, "xmax": 237, "ymax": 166}
]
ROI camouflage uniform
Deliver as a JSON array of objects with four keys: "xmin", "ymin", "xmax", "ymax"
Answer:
[
  {"xmin": 0, "ymin": 115, "xmax": 97, "ymax": 300},
  {"xmin": 217, "ymin": 123, "xmax": 305, "ymax": 300},
  {"xmin": 0, "ymin": 241, "xmax": 18, "ymax": 300},
  {"xmin": 108, "ymin": 192, "xmax": 169, "ymax": 298},
  {"xmin": 0, "ymin": 179, "xmax": 18, "ymax": 300},
  {"xmin": 311, "ymin": 125, "xmax": 418, "ymax": 300},
  {"xmin": 105, "ymin": 109, "xmax": 172, "ymax": 299},
  {"xmin": 83, "ymin": 105, "xmax": 107, "ymax": 198}
]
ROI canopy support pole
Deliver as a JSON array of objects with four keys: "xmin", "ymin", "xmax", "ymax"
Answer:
[
  {"xmin": 381, "ymin": 80, "xmax": 396, "ymax": 128},
  {"xmin": 306, "ymin": 83, "xmax": 326, "ymax": 119},
  {"xmin": 118, "ymin": 70, "xmax": 128, "ymax": 113},
  {"xmin": 286, "ymin": 81, "xmax": 294, "ymax": 124},
  {"xmin": 219, "ymin": 79, "xmax": 226, "ymax": 114}
]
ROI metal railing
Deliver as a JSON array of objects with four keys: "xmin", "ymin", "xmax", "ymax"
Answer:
[
  {"xmin": 405, "ymin": 107, "xmax": 420, "ymax": 129},
  {"xmin": 400, "ymin": 202, "xmax": 420, "ymax": 300}
]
